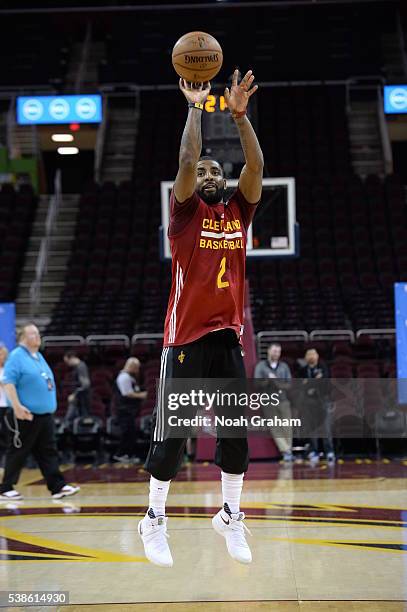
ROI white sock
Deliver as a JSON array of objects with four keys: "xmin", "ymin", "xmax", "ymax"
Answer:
[
  {"xmin": 221, "ymin": 471, "xmax": 244, "ymax": 514},
  {"xmin": 148, "ymin": 476, "xmax": 171, "ymax": 517}
]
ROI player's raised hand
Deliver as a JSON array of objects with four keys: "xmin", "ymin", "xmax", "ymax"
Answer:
[
  {"xmin": 224, "ymin": 69, "xmax": 258, "ymax": 116},
  {"xmin": 179, "ymin": 79, "xmax": 211, "ymax": 105}
]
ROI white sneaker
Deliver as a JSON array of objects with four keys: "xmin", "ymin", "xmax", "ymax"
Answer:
[
  {"xmin": 308, "ymin": 451, "xmax": 320, "ymax": 465},
  {"xmin": 138, "ymin": 509, "xmax": 173, "ymax": 567},
  {"xmin": 52, "ymin": 484, "xmax": 80, "ymax": 499},
  {"xmin": 0, "ymin": 489, "xmax": 23, "ymax": 501},
  {"xmin": 326, "ymin": 452, "xmax": 336, "ymax": 464},
  {"xmin": 212, "ymin": 504, "xmax": 252, "ymax": 564}
]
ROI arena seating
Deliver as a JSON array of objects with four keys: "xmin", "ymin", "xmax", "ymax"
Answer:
[
  {"xmin": 249, "ymin": 172, "xmax": 405, "ymax": 332},
  {"xmin": 0, "ymin": 183, "xmax": 37, "ymax": 301},
  {"xmin": 0, "ymin": 15, "xmax": 73, "ymax": 88},
  {"xmin": 98, "ymin": 3, "xmax": 392, "ymax": 85},
  {"xmin": 47, "ymin": 180, "xmax": 144, "ymax": 336}
]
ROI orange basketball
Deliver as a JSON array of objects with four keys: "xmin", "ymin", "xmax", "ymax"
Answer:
[{"xmin": 172, "ymin": 31, "xmax": 223, "ymax": 83}]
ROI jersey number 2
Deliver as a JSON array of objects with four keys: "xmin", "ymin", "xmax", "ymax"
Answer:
[{"xmin": 217, "ymin": 256, "xmax": 230, "ymax": 288}]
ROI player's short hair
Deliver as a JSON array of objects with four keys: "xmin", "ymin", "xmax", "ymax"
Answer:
[
  {"xmin": 64, "ymin": 350, "xmax": 78, "ymax": 359},
  {"xmin": 198, "ymin": 156, "xmax": 224, "ymax": 175}
]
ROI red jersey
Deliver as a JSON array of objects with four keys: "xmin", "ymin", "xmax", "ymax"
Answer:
[{"xmin": 163, "ymin": 188, "xmax": 257, "ymax": 347}]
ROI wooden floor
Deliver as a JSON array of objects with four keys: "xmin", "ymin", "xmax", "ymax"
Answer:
[{"xmin": 1, "ymin": 459, "xmax": 407, "ymax": 611}]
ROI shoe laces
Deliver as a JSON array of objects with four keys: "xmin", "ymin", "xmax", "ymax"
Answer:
[
  {"xmin": 229, "ymin": 512, "xmax": 252, "ymax": 538},
  {"xmin": 144, "ymin": 515, "xmax": 170, "ymax": 541}
]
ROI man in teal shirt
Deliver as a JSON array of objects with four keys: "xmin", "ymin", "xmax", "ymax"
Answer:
[{"xmin": 0, "ymin": 324, "xmax": 80, "ymax": 501}]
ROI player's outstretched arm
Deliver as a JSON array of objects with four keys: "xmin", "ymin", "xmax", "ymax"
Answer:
[
  {"xmin": 174, "ymin": 79, "xmax": 211, "ymax": 203},
  {"xmin": 225, "ymin": 69, "xmax": 264, "ymax": 203}
]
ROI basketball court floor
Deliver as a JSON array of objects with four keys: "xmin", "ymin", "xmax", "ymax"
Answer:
[{"xmin": 1, "ymin": 459, "xmax": 406, "ymax": 611}]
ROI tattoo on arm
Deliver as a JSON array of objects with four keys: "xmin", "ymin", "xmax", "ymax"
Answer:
[{"xmin": 179, "ymin": 108, "xmax": 202, "ymax": 165}]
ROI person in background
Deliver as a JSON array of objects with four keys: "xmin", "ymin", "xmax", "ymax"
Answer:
[
  {"xmin": 254, "ymin": 343, "xmax": 294, "ymax": 462},
  {"xmin": 0, "ymin": 324, "xmax": 80, "ymax": 501},
  {"xmin": 113, "ymin": 357, "xmax": 147, "ymax": 463},
  {"xmin": 298, "ymin": 348, "xmax": 335, "ymax": 464},
  {"xmin": 63, "ymin": 351, "xmax": 91, "ymax": 427},
  {"xmin": 0, "ymin": 345, "xmax": 10, "ymax": 466}
]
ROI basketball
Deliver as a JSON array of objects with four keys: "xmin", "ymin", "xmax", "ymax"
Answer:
[{"xmin": 172, "ymin": 31, "xmax": 223, "ymax": 83}]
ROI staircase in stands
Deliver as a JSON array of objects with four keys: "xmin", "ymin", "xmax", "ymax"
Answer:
[
  {"xmin": 347, "ymin": 100, "xmax": 385, "ymax": 177},
  {"xmin": 15, "ymin": 194, "xmax": 80, "ymax": 329},
  {"xmin": 100, "ymin": 103, "xmax": 140, "ymax": 184}
]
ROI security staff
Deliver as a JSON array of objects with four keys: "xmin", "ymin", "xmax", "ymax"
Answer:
[{"xmin": 0, "ymin": 324, "xmax": 80, "ymax": 501}]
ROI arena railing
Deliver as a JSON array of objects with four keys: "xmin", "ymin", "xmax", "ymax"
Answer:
[
  {"xmin": 345, "ymin": 75, "xmax": 385, "ymax": 113},
  {"xmin": 86, "ymin": 335, "xmax": 130, "ymax": 348},
  {"xmin": 131, "ymin": 334, "xmax": 164, "ymax": 345},
  {"xmin": 94, "ymin": 95, "xmax": 108, "ymax": 183},
  {"xmin": 42, "ymin": 336, "xmax": 86, "ymax": 348},
  {"xmin": 40, "ymin": 329, "xmax": 395, "ymax": 355},
  {"xmin": 309, "ymin": 330, "xmax": 355, "ymax": 342},
  {"xmin": 30, "ymin": 169, "xmax": 62, "ymax": 315},
  {"xmin": 356, "ymin": 329, "xmax": 395, "ymax": 340},
  {"xmin": 377, "ymin": 86, "xmax": 393, "ymax": 175}
]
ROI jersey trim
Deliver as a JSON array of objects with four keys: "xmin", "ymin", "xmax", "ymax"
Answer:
[
  {"xmin": 164, "ymin": 325, "xmax": 241, "ymax": 348},
  {"xmin": 153, "ymin": 347, "xmax": 170, "ymax": 442},
  {"xmin": 168, "ymin": 261, "xmax": 184, "ymax": 344},
  {"xmin": 200, "ymin": 230, "xmax": 243, "ymax": 239}
]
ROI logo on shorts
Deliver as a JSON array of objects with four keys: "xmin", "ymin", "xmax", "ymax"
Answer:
[{"xmin": 178, "ymin": 351, "xmax": 186, "ymax": 364}]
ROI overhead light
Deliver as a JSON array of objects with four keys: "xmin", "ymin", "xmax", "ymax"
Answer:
[
  {"xmin": 57, "ymin": 147, "xmax": 79, "ymax": 155},
  {"xmin": 52, "ymin": 134, "xmax": 74, "ymax": 142}
]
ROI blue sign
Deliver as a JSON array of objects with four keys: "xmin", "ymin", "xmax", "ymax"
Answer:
[
  {"xmin": 16, "ymin": 94, "xmax": 102, "ymax": 125},
  {"xmin": 0, "ymin": 303, "xmax": 16, "ymax": 352},
  {"xmin": 384, "ymin": 85, "xmax": 407, "ymax": 114},
  {"xmin": 395, "ymin": 283, "xmax": 407, "ymax": 403}
]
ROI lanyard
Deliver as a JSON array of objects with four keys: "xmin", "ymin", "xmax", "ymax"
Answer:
[{"xmin": 20, "ymin": 345, "xmax": 54, "ymax": 391}]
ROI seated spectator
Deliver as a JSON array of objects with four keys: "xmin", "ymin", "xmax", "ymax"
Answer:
[
  {"xmin": 113, "ymin": 358, "xmax": 147, "ymax": 464},
  {"xmin": 63, "ymin": 351, "xmax": 91, "ymax": 427},
  {"xmin": 298, "ymin": 348, "xmax": 335, "ymax": 464},
  {"xmin": 254, "ymin": 343, "xmax": 293, "ymax": 462}
]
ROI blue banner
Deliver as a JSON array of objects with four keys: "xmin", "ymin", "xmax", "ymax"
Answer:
[
  {"xmin": 16, "ymin": 94, "xmax": 102, "ymax": 125},
  {"xmin": 384, "ymin": 85, "xmax": 407, "ymax": 114},
  {"xmin": 395, "ymin": 283, "xmax": 407, "ymax": 403},
  {"xmin": 0, "ymin": 303, "xmax": 16, "ymax": 352}
]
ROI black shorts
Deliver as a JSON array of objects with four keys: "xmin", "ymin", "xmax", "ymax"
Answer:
[{"xmin": 144, "ymin": 329, "xmax": 249, "ymax": 480}]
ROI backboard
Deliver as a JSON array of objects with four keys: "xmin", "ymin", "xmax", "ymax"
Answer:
[{"xmin": 160, "ymin": 177, "xmax": 298, "ymax": 260}]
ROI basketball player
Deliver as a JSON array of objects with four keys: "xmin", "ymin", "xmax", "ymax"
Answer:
[{"xmin": 138, "ymin": 69, "xmax": 263, "ymax": 567}]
